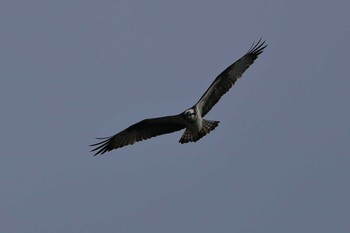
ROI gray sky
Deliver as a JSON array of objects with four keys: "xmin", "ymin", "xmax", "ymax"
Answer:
[{"xmin": 1, "ymin": 0, "xmax": 350, "ymax": 232}]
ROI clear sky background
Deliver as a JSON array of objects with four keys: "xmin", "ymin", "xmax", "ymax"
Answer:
[{"xmin": 1, "ymin": 1, "xmax": 349, "ymax": 232}]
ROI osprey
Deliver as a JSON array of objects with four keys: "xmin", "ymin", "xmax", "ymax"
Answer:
[{"xmin": 90, "ymin": 39, "xmax": 267, "ymax": 155}]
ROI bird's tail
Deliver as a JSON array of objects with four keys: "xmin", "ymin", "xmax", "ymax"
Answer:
[{"xmin": 179, "ymin": 119, "xmax": 219, "ymax": 144}]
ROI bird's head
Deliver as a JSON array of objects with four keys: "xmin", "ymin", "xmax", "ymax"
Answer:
[{"xmin": 184, "ymin": 108, "xmax": 197, "ymax": 122}]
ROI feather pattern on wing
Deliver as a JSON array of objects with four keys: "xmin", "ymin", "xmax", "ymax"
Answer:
[
  {"xmin": 90, "ymin": 115, "xmax": 186, "ymax": 155},
  {"xmin": 196, "ymin": 39, "xmax": 267, "ymax": 117}
]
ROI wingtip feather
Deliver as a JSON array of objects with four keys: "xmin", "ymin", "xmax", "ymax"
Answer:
[{"xmin": 247, "ymin": 38, "xmax": 267, "ymax": 55}]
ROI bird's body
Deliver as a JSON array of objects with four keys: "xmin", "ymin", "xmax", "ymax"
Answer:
[
  {"xmin": 90, "ymin": 39, "xmax": 267, "ymax": 155},
  {"xmin": 179, "ymin": 106, "xmax": 219, "ymax": 144},
  {"xmin": 183, "ymin": 107, "xmax": 203, "ymax": 136}
]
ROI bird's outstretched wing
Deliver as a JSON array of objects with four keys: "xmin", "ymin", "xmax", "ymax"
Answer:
[
  {"xmin": 90, "ymin": 115, "xmax": 185, "ymax": 156},
  {"xmin": 196, "ymin": 39, "xmax": 267, "ymax": 117}
]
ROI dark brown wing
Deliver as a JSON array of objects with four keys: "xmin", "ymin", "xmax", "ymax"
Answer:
[
  {"xmin": 196, "ymin": 39, "xmax": 267, "ymax": 117},
  {"xmin": 90, "ymin": 114, "xmax": 186, "ymax": 156}
]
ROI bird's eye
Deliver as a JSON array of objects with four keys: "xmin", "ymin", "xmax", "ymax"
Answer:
[{"xmin": 186, "ymin": 110, "xmax": 193, "ymax": 116}]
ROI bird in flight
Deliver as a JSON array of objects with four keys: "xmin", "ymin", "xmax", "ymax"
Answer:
[{"xmin": 90, "ymin": 39, "xmax": 267, "ymax": 155}]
